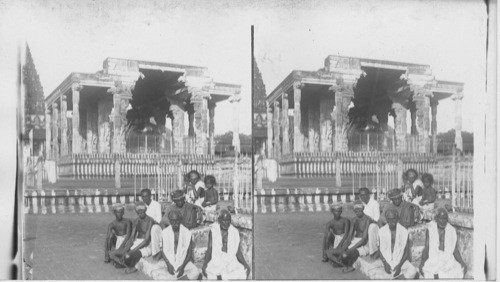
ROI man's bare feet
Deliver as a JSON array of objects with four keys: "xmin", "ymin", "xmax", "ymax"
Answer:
[
  {"xmin": 125, "ymin": 267, "xmax": 138, "ymax": 274},
  {"xmin": 342, "ymin": 266, "xmax": 355, "ymax": 273}
]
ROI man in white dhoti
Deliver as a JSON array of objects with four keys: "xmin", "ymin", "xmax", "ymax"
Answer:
[
  {"xmin": 359, "ymin": 188, "xmax": 380, "ymax": 259},
  {"xmin": 141, "ymin": 188, "xmax": 163, "ymax": 224},
  {"xmin": 122, "ymin": 203, "xmax": 163, "ymax": 274},
  {"xmin": 104, "ymin": 204, "xmax": 132, "ymax": 267},
  {"xmin": 322, "ymin": 202, "xmax": 350, "ymax": 267},
  {"xmin": 202, "ymin": 210, "xmax": 250, "ymax": 280},
  {"xmin": 151, "ymin": 210, "xmax": 201, "ymax": 280},
  {"xmin": 419, "ymin": 208, "xmax": 467, "ymax": 279},
  {"xmin": 367, "ymin": 209, "xmax": 417, "ymax": 279}
]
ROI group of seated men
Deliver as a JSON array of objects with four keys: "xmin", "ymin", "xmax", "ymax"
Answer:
[
  {"xmin": 323, "ymin": 183, "xmax": 468, "ymax": 279},
  {"xmin": 104, "ymin": 188, "xmax": 250, "ymax": 280}
]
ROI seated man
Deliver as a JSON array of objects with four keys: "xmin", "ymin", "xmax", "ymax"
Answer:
[
  {"xmin": 121, "ymin": 203, "xmax": 163, "ymax": 274},
  {"xmin": 322, "ymin": 202, "xmax": 350, "ymax": 267},
  {"xmin": 368, "ymin": 209, "xmax": 417, "ymax": 279},
  {"xmin": 141, "ymin": 188, "xmax": 163, "ymax": 224},
  {"xmin": 161, "ymin": 190, "xmax": 200, "ymax": 230},
  {"xmin": 152, "ymin": 210, "xmax": 201, "ymax": 280},
  {"xmin": 104, "ymin": 204, "xmax": 132, "ymax": 267},
  {"xmin": 380, "ymin": 188, "xmax": 417, "ymax": 229},
  {"xmin": 359, "ymin": 187, "xmax": 380, "ymax": 259},
  {"xmin": 202, "ymin": 210, "xmax": 250, "ymax": 280},
  {"xmin": 419, "ymin": 208, "xmax": 467, "ymax": 279},
  {"xmin": 341, "ymin": 201, "xmax": 371, "ymax": 273},
  {"xmin": 404, "ymin": 169, "xmax": 423, "ymax": 203}
]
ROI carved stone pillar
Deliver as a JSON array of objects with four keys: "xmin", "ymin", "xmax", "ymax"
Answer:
[
  {"xmin": 86, "ymin": 106, "xmax": 98, "ymax": 154},
  {"xmin": 208, "ymin": 101, "xmax": 216, "ymax": 155},
  {"xmin": 414, "ymin": 90, "xmax": 431, "ymax": 153},
  {"xmin": 431, "ymin": 99, "xmax": 438, "ymax": 154},
  {"xmin": 60, "ymin": 95, "xmax": 68, "ymax": 156},
  {"xmin": 191, "ymin": 92, "xmax": 208, "ymax": 155},
  {"xmin": 51, "ymin": 102, "xmax": 59, "ymax": 158},
  {"xmin": 230, "ymin": 94, "xmax": 241, "ymax": 154},
  {"xmin": 45, "ymin": 108, "xmax": 51, "ymax": 158},
  {"xmin": 273, "ymin": 101, "xmax": 281, "ymax": 157},
  {"xmin": 98, "ymin": 100, "xmax": 112, "ymax": 153},
  {"xmin": 308, "ymin": 99, "xmax": 320, "ymax": 152},
  {"xmin": 333, "ymin": 82, "xmax": 354, "ymax": 151},
  {"xmin": 453, "ymin": 92, "xmax": 464, "ymax": 151},
  {"xmin": 109, "ymin": 82, "xmax": 132, "ymax": 154},
  {"xmin": 392, "ymin": 102, "xmax": 407, "ymax": 152},
  {"xmin": 71, "ymin": 83, "xmax": 82, "ymax": 154},
  {"xmin": 169, "ymin": 100, "xmax": 185, "ymax": 154},
  {"xmin": 293, "ymin": 81, "xmax": 303, "ymax": 153},
  {"xmin": 267, "ymin": 105, "xmax": 273, "ymax": 158},
  {"xmin": 281, "ymin": 93, "xmax": 289, "ymax": 155},
  {"xmin": 320, "ymin": 89, "xmax": 335, "ymax": 152}
]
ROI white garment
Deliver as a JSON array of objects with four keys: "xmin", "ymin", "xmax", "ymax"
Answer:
[
  {"xmin": 131, "ymin": 224, "xmax": 162, "ymax": 257},
  {"xmin": 379, "ymin": 223, "xmax": 408, "ymax": 270},
  {"xmin": 146, "ymin": 200, "xmax": 163, "ymax": 224},
  {"xmin": 363, "ymin": 199, "xmax": 380, "ymax": 222},
  {"xmin": 162, "ymin": 225, "xmax": 192, "ymax": 271},
  {"xmin": 422, "ymin": 221, "xmax": 464, "ymax": 278},
  {"xmin": 150, "ymin": 261, "xmax": 201, "ymax": 280},
  {"xmin": 115, "ymin": 235, "xmax": 126, "ymax": 249},
  {"xmin": 368, "ymin": 223, "xmax": 379, "ymax": 255},
  {"xmin": 365, "ymin": 260, "xmax": 417, "ymax": 279},
  {"xmin": 206, "ymin": 223, "xmax": 246, "ymax": 280},
  {"xmin": 348, "ymin": 237, "xmax": 369, "ymax": 257}
]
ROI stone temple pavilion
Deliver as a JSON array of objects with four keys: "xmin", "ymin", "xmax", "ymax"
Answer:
[
  {"xmin": 45, "ymin": 58, "xmax": 241, "ymax": 159},
  {"xmin": 266, "ymin": 55, "xmax": 464, "ymax": 158}
]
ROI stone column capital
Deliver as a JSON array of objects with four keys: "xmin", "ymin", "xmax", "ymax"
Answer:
[
  {"xmin": 332, "ymin": 78, "xmax": 356, "ymax": 97},
  {"xmin": 52, "ymin": 101, "xmax": 59, "ymax": 109},
  {"xmin": 229, "ymin": 94, "xmax": 241, "ymax": 103},
  {"xmin": 61, "ymin": 95, "xmax": 67, "ymax": 101},
  {"xmin": 293, "ymin": 81, "xmax": 304, "ymax": 89},
  {"xmin": 452, "ymin": 91, "xmax": 464, "ymax": 101},
  {"xmin": 71, "ymin": 82, "xmax": 82, "ymax": 92}
]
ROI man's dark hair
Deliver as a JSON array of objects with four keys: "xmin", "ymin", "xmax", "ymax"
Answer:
[
  {"xmin": 421, "ymin": 173, "xmax": 434, "ymax": 183},
  {"xmin": 188, "ymin": 170, "xmax": 200, "ymax": 178},
  {"xmin": 358, "ymin": 187, "xmax": 370, "ymax": 195},
  {"xmin": 406, "ymin": 168, "xmax": 418, "ymax": 176},
  {"xmin": 140, "ymin": 188, "xmax": 151, "ymax": 196}
]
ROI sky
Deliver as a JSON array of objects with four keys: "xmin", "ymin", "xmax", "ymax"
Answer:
[
  {"xmin": 0, "ymin": 0, "xmax": 487, "ymax": 135},
  {"xmin": 1, "ymin": 0, "xmax": 253, "ymax": 135},
  {"xmin": 253, "ymin": 0, "xmax": 487, "ymax": 134}
]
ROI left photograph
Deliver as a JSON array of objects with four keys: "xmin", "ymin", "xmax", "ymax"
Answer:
[{"xmin": 20, "ymin": 1, "xmax": 252, "ymax": 280}]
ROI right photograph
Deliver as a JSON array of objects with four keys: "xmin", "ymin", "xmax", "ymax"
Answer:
[{"xmin": 252, "ymin": 0, "xmax": 487, "ymax": 280}]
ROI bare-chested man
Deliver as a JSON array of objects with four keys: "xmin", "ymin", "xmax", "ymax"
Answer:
[
  {"xmin": 104, "ymin": 204, "xmax": 132, "ymax": 267},
  {"xmin": 322, "ymin": 202, "xmax": 350, "ymax": 267},
  {"xmin": 202, "ymin": 210, "xmax": 250, "ymax": 280},
  {"xmin": 121, "ymin": 203, "xmax": 162, "ymax": 274},
  {"xmin": 341, "ymin": 200, "xmax": 372, "ymax": 273}
]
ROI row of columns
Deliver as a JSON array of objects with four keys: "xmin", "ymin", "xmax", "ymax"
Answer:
[
  {"xmin": 267, "ymin": 80, "xmax": 464, "ymax": 157},
  {"xmin": 46, "ymin": 82, "xmax": 224, "ymax": 159}
]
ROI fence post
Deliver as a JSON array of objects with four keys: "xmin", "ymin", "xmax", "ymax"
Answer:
[
  {"xmin": 115, "ymin": 158, "xmax": 121, "ymax": 189},
  {"xmin": 397, "ymin": 158, "xmax": 403, "ymax": 188},
  {"xmin": 335, "ymin": 158, "xmax": 341, "ymax": 188},
  {"xmin": 233, "ymin": 155, "xmax": 239, "ymax": 210},
  {"xmin": 177, "ymin": 159, "xmax": 183, "ymax": 191}
]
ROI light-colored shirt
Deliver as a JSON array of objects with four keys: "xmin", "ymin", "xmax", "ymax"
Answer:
[
  {"xmin": 363, "ymin": 198, "xmax": 380, "ymax": 222},
  {"xmin": 146, "ymin": 200, "xmax": 162, "ymax": 224}
]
